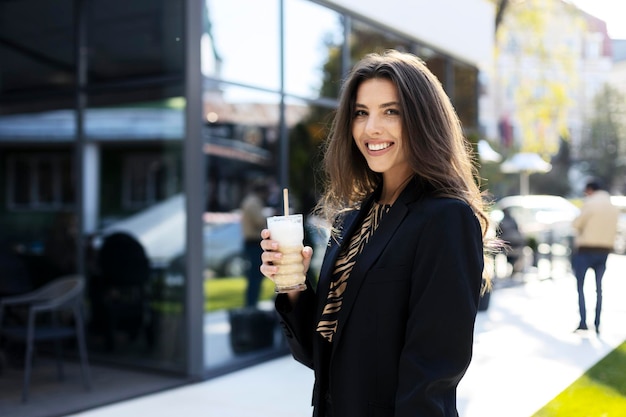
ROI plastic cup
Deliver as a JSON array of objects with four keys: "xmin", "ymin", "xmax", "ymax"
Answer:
[{"xmin": 266, "ymin": 214, "xmax": 307, "ymax": 293}]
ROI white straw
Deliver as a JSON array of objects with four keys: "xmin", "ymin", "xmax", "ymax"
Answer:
[{"xmin": 283, "ymin": 188, "xmax": 289, "ymax": 216}]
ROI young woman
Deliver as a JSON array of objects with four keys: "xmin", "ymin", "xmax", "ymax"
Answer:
[{"xmin": 261, "ymin": 50, "xmax": 492, "ymax": 417}]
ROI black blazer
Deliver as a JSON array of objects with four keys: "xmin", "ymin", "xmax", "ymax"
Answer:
[{"xmin": 276, "ymin": 179, "xmax": 484, "ymax": 417}]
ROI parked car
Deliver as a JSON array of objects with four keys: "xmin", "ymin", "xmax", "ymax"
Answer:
[
  {"xmin": 492, "ymin": 195, "xmax": 580, "ymax": 254},
  {"xmin": 203, "ymin": 214, "xmax": 246, "ymax": 277},
  {"xmin": 99, "ymin": 195, "xmax": 331, "ymax": 279}
]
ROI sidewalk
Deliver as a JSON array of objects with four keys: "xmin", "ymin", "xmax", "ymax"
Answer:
[{"xmin": 71, "ymin": 254, "xmax": 626, "ymax": 417}]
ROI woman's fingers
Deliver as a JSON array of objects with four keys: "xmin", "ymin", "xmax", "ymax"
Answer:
[
  {"xmin": 260, "ymin": 228, "xmax": 278, "ymax": 279},
  {"xmin": 259, "ymin": 230, "xmax": 314, "ymax": 278},
  {"xmin": 260, "ymin": 247, "xmax": 279, "ymax": 279},
  {"xmin": 260, "ymin": 263, "xmax": 277, "ymax": 280},
  {"xmin": 302, "ymin": 246, "xmax": 313, "ymax": 273}
]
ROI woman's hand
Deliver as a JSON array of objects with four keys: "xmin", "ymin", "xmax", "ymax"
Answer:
[{"xmin": 259, "ymin": 228, "xmax": 313, "ymax": 300}]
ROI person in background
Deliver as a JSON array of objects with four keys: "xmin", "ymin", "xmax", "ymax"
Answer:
[
  {"xmin": 260, "ymin": 50, "xmax": 494, "ymax": 417},
  {"xmin": 572, "ymin": 179, "xmax": 619, "ymax": 334},
  {"xmin": 497, "ymin": 207, "xmax": 526, "ymax": 276},
  {"xmin": 241, "ymin": 180, "xmax": 270, "ymax": 307}
]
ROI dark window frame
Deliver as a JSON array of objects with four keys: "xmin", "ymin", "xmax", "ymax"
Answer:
[{"xmin": 6, "ymin": 152, "xmax": 74, "ymax": 210}]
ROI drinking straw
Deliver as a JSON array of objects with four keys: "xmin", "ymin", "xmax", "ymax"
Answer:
[{"xmin": 283, "ymin": 188, "xmax": 289, "ymax": 216}]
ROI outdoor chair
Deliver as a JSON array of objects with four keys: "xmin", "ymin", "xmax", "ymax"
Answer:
[{"xmin": 0, "ymin": 274, "xmax": 91, "ymax": 402}]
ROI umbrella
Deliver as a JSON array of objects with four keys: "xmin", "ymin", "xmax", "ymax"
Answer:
[
  {"xmin": 501, "ymin": 152, "xmax": 552, "ymax": 173},
  {"xmin": 500, "ymin": 152, "xmax": 552, "ymax": 195},
  {"xmin": 478, "ymin": 140, "xmax": 503, "ymax": 163}
]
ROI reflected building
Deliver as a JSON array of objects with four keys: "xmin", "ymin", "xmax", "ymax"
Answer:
[
  {"xmin": 484, "ymin": 1, "xmax": 614, "ymax": 156},
  {"xmin": 0, "ymin": 0, "xmax": 494, "ymax": 412}
]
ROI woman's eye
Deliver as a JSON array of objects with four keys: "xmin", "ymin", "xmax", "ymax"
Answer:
[
  {"xmin": 354, "ymin": 110, "xmax": 367, "ymax": 117},
  {"xmin": 385, "ymin": 108, "xmax": 400, "ymax": 115}
]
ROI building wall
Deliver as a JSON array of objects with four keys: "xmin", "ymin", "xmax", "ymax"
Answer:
[{"xmin": 610, "ymin": 40, "xmax": 626, "ymax": 96}]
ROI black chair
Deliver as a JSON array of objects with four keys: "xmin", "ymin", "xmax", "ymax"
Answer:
[{"xmin": 0, "ymin": 275, "xmax": 91, "ymax": 402}]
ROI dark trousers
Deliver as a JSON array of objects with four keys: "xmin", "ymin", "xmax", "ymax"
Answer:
[
  {"xmin": 244, "ymin": 240, "xmax": 264, "ymax": 307},
  {"xmin": 572, "ymin": 250, "xmax": 609, "ymax": 329}
]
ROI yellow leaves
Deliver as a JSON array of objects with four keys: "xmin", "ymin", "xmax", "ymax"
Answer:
[
  {"xmin": 496, "ymin": 0, "xmax": 583, "ymax": 155},
  {"xmin": 514, "ymin": 0, "xmax": 549, "ymax": 33}
]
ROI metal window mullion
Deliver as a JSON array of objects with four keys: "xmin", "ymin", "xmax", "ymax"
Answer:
[
  {"xmin": 278, "ymin": 0, "xmax": 288, "ymax": 190},
  {"xmin": 75, "ymin": 0, "xmax": 88, "ymax": 276},
  {"xmin": 184, "ymin": 0, "xmax": 205, "ymax": 378}
]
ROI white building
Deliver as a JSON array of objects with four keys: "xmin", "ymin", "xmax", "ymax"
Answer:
[
  {"xmin": 610, "ymin": 39, "xmax": 626, "ymax": 96},
  {"xmin": 482, "ymin": 0, "xmax": 613, "ymax": 157}
]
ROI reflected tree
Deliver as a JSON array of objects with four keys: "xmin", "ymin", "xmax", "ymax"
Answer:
[
  {"xmin": 578, "ymin": 85, "xmax": 626, "ymax": 192},
  {"xmin": 494, "ymin": 0, "xmax": 582, "ymax": 157}
]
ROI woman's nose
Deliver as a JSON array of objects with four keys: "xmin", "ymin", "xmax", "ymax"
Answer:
[{"xmin": 365, "ymin": 115, "xmax": 382, "ymax": 135}]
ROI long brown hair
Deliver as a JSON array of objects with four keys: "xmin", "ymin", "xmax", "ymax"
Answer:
[{"xmin": 317, "ymin": 49, "xmax": 491, "ymax": 245}]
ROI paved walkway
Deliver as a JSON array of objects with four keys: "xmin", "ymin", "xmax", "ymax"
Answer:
[{"xmin": 71, "ymin": 254, "xmax": 626, "ymax": 417}]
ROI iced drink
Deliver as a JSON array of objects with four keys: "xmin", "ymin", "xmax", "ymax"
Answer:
[{"xmin": 266, "ymin": 214, "xmax": 307, "ymax": 293}]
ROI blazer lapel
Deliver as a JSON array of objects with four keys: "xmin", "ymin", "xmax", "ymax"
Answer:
[
  {"xmin": 331, "ymin": 201, "xmax": 409, "ymax": 349},
  {"xmin": 315, "ymin": 208, "xmax": 363, "ymax": 319},
  {"xmin": 331, "ymin": 180, "xmax": 425, "ymax": 350}
]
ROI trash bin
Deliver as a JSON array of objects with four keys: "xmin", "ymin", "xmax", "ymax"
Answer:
[{"xmin": 228, "ymin": 307, "xmax": 276, "ymax": 354}]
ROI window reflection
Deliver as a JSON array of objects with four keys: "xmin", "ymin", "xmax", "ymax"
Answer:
[
  {"xmin": 284, "ymin": 0, "xmax": 344, "ymax": 99},
  {"xmin": 205, "ymin": 0, "xmax": 280, "ymax": 90},
  {"xmin": 6, "ymin": 153, "xmax": 74, "ymax": 209},
  {"xmin": 203, "ymin": 85, "xmax": 280, "ymax": 213},
  {"xmin": 285, "ymin": 97, "xmax": 332, "ymax": 284},
  {"xmin": 422, "ymin": 53, "xmax": 447, "ymax": 88},
  {"xmin": 0, "ymin": 109, "xmax": 77, "ymax": 290},
  {"xmin": 453, "ymin": 62, "xmax": 479, "ymax": 132},
  {"xmin": 88, "ymin": 0, "xmax": 184, "ymax": 82},
  {"xmin": 202, "ymin": 86, "xmax": 334, "ymax": 371},
  {"xmin": 84, "ymin": 96, "xmax": 186, "ymax": 370},
  {"xmin": 203, "ymin": 85, "xmax": 281, "ymax": 370},
  {"xmin": 0, "ymin": 0, "xmax": 75, "ymax": 95},
  {"xmin": 349, "ymin": 20, "xmax": 413, "ymax": 68}
]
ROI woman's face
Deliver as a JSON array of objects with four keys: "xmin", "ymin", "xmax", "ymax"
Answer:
[{"xmin": 352, "ymin": 78, "xmax": 412, "ymax": 184}]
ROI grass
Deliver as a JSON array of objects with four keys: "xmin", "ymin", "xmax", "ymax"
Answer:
[
  {"xmin": 204, "ymin": 276, "xmax": 276, "ymax": 312},
  {"xmin": 531, "ymin": 340, "xmax": 626, "ymax": 417},
  {"xmin": 148, "ymin": 276, "xmax": 277, "ymax": 315}
]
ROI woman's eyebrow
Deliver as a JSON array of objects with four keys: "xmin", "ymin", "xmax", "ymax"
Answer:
[{"xmin": 354, "ymin": 101, "xmax": 399, "ymax": 109}]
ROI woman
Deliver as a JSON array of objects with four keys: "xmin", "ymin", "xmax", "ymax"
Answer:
[{"xmin": 261, "ymin": 50, "xmax": 492, "ymax": 417}]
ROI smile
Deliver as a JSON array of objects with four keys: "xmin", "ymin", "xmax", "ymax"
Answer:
[{"xmin": 367, "ymin": 142, "xmax": 392, "ymax": 151}]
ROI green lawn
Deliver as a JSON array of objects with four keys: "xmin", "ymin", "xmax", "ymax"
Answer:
[
  {"xmin": 204, "ymin": 276, "xmax": 276, "ymax": 311},
  {"xmin": 531, "ymin": 340, "xmax": 626, "ymax": 417}
]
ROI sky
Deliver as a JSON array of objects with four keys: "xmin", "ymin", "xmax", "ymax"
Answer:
[{"xmin": 569, "ymin": 0, "xmax": 626, "ymax": 39}]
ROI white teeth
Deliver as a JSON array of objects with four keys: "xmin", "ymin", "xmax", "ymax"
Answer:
[{"xmin": 368, "ymin": 142, "xmax": 391, "ymax": 151}]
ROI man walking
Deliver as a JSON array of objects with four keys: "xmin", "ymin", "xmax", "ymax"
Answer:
[{"xmin": 572, "ymin": 180, "xmax": 619, "ymax": 334}]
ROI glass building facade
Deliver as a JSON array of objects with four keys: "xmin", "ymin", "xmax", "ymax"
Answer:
[{"xmin": 0, "ymin": 0, "xmax": 480, "ymax": 411}]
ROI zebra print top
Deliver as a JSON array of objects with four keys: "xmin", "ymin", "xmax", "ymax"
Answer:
[{"xmin": 316, "ymin": 201, "xmax": 391, "ymax": 343}]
